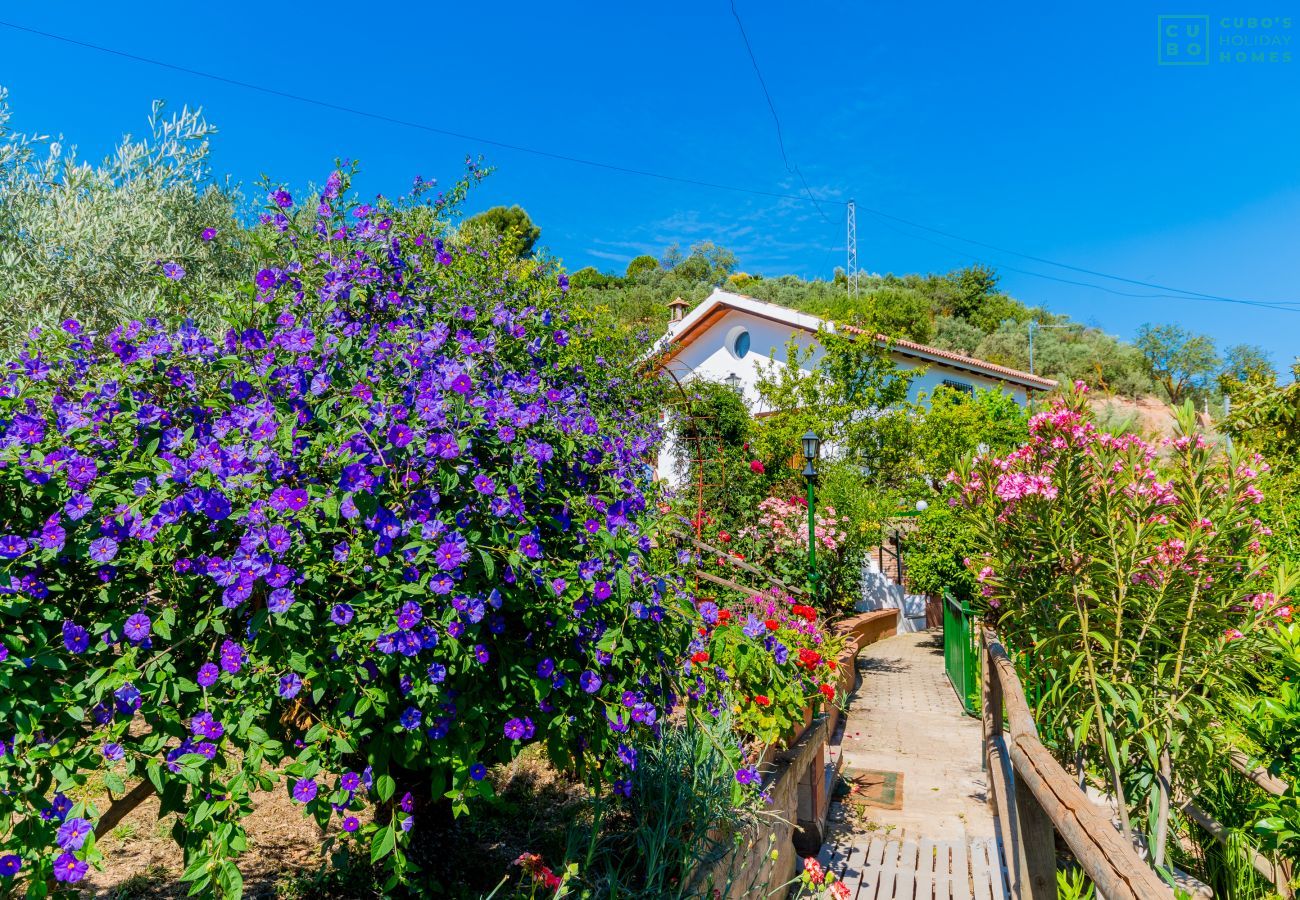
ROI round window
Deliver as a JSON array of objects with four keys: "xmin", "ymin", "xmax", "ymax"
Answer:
[{"xmin": 733, "ymin": 330, "xmax": 751, "ymax": 359}]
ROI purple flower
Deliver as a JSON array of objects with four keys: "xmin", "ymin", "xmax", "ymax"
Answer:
[
  {"xmin": 291, "ymin": 778, "xmax": 318, "ymax": 803},
  {"xmin": 617, "ymin": 743, "xmax": 637, "ymax": 769},
  {"xmin": 579, "ymin": 670, "xmax": 602, "ymax": 694},
  {"xmin": 88, "ymin": 537, "xmax": 118, "ymax": 564},
  {"xmin": 592, "ymin": 580, "xmax": 612, "ymax": 601},
  {"xmin": 102, "ymin": 743, "xmax": 124, "ymax": 761},
  {"xmin": 197, "ymin": 663, "xmax": 220, "ymax": 687},
  {"xmin": 65, "ymin": 494, "xmax": 93, "ymax": 520},
  {"xmin": 518, "ymin": 534, "xmax": 541, "ymax": 560},
  {"xmin": 56, "ymin": 817, "xmax": 93, "ymax": 850},
  {"xmin": 613, "ymin": 779, "xmax": 632, "ymax": 797},
  {"xmin": 191, "ymin": 712, "xmax": 225, "ymax": 740},
  {"xmin": 427, "ymin": 662, "xmax": 446, "ymax": 684},
  {"xmin": 558, "ymin": 274, "xmax": 570, "ymax": 292},
  {"xmin": 450, "ymin": 373, "xmax": 473, "ymax": 394},
  {"xmin": 62, "ymin": 621, "xmax": 89, "ymax": 654},
  {"xmin": 161, "ymin": 261, "xmax": 186, "ymax": 281},
  {"xmin": 331, "ymin": 603, "xmax": 354, "ymax": 625},
  {"xmin": 0, "ymin": 855, "xmax": 21, "ymax": 877},
  {"xmin": 219, "ymin": 639, "xmax": 245, "ymax": 674},
  {"xmin": 472, "ymin": 474, "xmax": 496, "ymax": 495},
  {"xmin": 343, "ymin": 816, "xmax": 359, "ymax": 832},
  {"xmin": 536, "ymin": 658, "xmax": 555, "ymax": 678},
  {"xmin": 742, "ymin": 615, "xmax": 766, "ymax": 639},
  {"xmin": 123, "ymin": 613, "xmax": 151, "ymax": 643},
  {"xmin": 469, "ymin": 763, "xmax": 487, "ymax": 781},
  {"xmin": 504, "ymin": 717, "xmax": 535, "ymax": 740},
  {"xmin": 268, "ymin": 588, "xmax": 295, "ymax": 613},
  {"xmin": 255, "ymin": 268, "xmax": 277, "ymax": 290},
  {"xmin": 0, "ymin": 535, "xmax": 29, "ymax": 559},
  {"xmin": 396, "ymin": 601, "xmax": 422, "ymax": 630},
  {"xmin": 698, "ymin": 601, "xmax": 719, "ymax": 626},
  {"xmin": 280, "ymin": 673, "xmax": 303, "ymax": 699},
  {"xmin": 270, "ymin": 188, "xmax": 294, "ymax": 208},
  {"xmin": 434, "ymin": 539, "xmax": 469, "ymax": 571},
  {"xmin": 52, "ymin": 853, "xmax": 87, "ymax": 883},
  {"xmin": 201, "ymin": 227, "xmax": 217, "ymax": 241},
  {"xmin": 735, "ymin": 767, "xmax": 760, "ymax": 786},
  {"xmin": 388, "ymin": 423, "xmax": 413, "ymax": 448},
  {"xmin": 400, "ymin": 707, "xmax": 422, "ymax": 730}
]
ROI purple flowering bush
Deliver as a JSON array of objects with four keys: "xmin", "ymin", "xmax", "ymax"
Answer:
[{"xmin": 0, "ymin": 169, "xmax": 687, "ymax": 895}]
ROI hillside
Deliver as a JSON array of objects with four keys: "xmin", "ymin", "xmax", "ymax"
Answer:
[{"xmin": 572, "ymin": 242, "xmax": 1276, "ymax": 411}]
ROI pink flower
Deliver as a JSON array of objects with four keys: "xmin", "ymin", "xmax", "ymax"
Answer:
[{"xmin": 750, "ymin": 459, "xmax": 765, "ymax": 474}]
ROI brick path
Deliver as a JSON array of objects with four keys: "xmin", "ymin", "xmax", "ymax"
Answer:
[{"xmin": 830, "ymin": 630, "xmax": 995, "ymax": 842}]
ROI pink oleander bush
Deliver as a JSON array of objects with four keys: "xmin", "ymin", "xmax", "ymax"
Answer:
[
  {"xmin": 738, "ymin": 496, "xmax": 847, "ymax": 605},
  {"xmin": 950, "ymin": 382, "xmax": 1293, "ymax": 868}
]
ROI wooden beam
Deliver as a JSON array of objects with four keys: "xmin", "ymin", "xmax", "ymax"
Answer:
[
  {"xmin": 985, "ymin": 636, "xmax": 1039, "ymax": 740},
  {"xmin": 1182, "ymin": 799, "xmax": 1294, "ymax": 899},
  {"xmin": 1009, "ymin": 735, "xmax": 1174, "ymax": 899},
  {"xmin": 1229, "ymin": 750, "xmax": 1290, "ymax": 797}
]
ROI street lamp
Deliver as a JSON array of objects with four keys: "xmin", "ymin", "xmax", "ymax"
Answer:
[
  {"xmin": 801, "ymin": 431, "xmax": 821, "ymax": 604},
  {"xmin": 724, "ymin": 372, "xmax": 741, "ymax": 393}
]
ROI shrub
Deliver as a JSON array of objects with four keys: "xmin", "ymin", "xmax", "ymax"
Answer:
[
  {"xmin": 682, "ymin": 588, "xmax": 842, "ymax": 751},
  {"xmin": 738, "ymin": 497, "xmax": 848, "ymax": 606},
  {"xmin": 0, "ymin": 169, "xmax": 687, "ymax": 896},
  {"xmin": 952, "ymin": 383, "xmax": 1288, "ymax": 868},
  {"xmin": 0, "ymin": 94, "xmax": 248, "ymax": 350}
]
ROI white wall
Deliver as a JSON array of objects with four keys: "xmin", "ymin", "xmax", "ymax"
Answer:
[{"xmin": 656, "ymin": 307, "xmax": 1033, "ymax": 487}]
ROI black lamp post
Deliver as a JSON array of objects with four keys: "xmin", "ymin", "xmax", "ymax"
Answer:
[
  {"xmin": 801, "ymin": 431, "xmax": 821, "ymax": 604},
  {"xmin": 724, "ymin": 372, "xmax": 741, "ymax": 393}
]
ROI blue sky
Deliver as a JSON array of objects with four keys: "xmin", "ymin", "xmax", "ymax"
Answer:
[{"xmin": 2, "ymin": 3, "xmax": 1297, "ymax": 369}]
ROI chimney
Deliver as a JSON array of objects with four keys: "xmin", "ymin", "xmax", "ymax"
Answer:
[{"xmin": 668, "ymin": 297, "xmax": 689, "ymax": 323}]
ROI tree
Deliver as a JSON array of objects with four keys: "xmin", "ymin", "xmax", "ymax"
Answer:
[
  {"xmin": 0, "ymin": 95, "xmax": 248, "ymax": 350},
  {"xmin": 946, "ymin": 265, "xmax": 1000, "ymax": 319},
  {"xmin": 752, "ymin": 329, "xmax": 915, "ymax": 485},
  {"xmin": 1134, "ymin": 323, "xmax": 1220, "ymax": 405},
  {"xmin": 1218, "ymin": 343, "xmax": 1275, "ymax": 398},
  {"xmin": 460, "ymin": 204, "xmax": 540, "ymax": 257},
  {"xmin": 625, "ymin": 254, "xmax": 661, "ymax": 281}
]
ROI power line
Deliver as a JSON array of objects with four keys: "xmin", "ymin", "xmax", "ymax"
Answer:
[
  {"xmin": 3, "ymin": 18, "xmax": 1295, "ymax": 312},
  {"xmin": 852, "ymin": 203, "xmax": 1300, "ymax": 309},
  {"xmin": 727, "ymin": 1, "xmax": 834, "ymax": 227},
  {"xmin": 0, "ymin": 18, "xmax": 816, "ymax": 206},
  {"xmin": 865, "ymin": 215, "xmax": 1300, "ymax": 313}
]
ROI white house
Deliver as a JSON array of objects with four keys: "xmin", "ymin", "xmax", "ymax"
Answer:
[
  {"xmin": 653, "ymin": 288, "xmax": 1055, "ymax": 484},
  {"xmin": 653, "ymin": 288, "xmax": 1054, "ymax": 633}
]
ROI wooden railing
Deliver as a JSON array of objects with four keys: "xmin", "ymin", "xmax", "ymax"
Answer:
[
  {"xmin": 1182, "ymin": 753, "xmax": 1294, "ymax": 899},
  {"xmin": 981, "ymin": 630, "xmax": 1175, "ymax": 899}
]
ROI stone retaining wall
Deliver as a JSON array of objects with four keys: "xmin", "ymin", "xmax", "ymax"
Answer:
[{"xmin": 689, "ymin": 609, "xmax": 898, "ymax": 898}]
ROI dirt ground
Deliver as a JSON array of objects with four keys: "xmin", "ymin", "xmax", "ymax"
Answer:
[
  {"xmin": 82, "ymin": 785, "xmax": 334, "ymax": 899},
  {"xmin": 80, "ymin": 748, "xmax": 587, "ymax": 899}
]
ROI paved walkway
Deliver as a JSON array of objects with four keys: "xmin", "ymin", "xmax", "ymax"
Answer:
[{"xmin": 819, "ymin": 630, "xmax": 1006, "ymax": 899}]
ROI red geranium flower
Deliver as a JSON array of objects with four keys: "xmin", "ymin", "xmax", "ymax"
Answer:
[
  {"xmin": 753, "ymin": 695, "xmax": 770, "ymax": 706},
  {"xmin": 765, "ymin": 619, "xmax": 779, "ymax": 631},
  {"xmin": 691, "ymin": 651, "xmax": 710, "ymax": 664},
  {"xmin": 750, "ymin": 460, "xmax": 765, "ymax": 474},
  {"xmin": 819, "ymin": 684, "xmax": 835, "ymax": 702}
]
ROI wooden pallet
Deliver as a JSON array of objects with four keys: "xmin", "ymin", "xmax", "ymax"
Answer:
[{"xmin": 818, "ymin": 834, "xmax": 1008, "ymax": 900}]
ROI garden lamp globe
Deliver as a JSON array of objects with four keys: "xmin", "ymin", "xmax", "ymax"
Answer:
[
  {"xmin": 724, "ymin": 372, "xmax": 741, "ymax": 392},
  {"xmin": 915, "ymin": 499, "xmax": 928, "ymax": 512}
]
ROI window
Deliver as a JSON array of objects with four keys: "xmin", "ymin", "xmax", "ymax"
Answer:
[
  {"xmin": 733, "ymin": 330, "xmax": 751, "ymax": 359},
  {"xmin": 942, "ymin": 379, "xmax": 974, "ymax": 397}
]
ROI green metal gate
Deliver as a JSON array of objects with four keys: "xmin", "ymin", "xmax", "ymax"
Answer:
[{"xmin": 942, "ymin": 589, "xmax": 980, "ymax": 716}]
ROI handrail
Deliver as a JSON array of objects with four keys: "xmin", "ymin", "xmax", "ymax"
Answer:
[{"xmin": 981, "ymin": 629, "xmax": 1175, "ymax": 900}]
